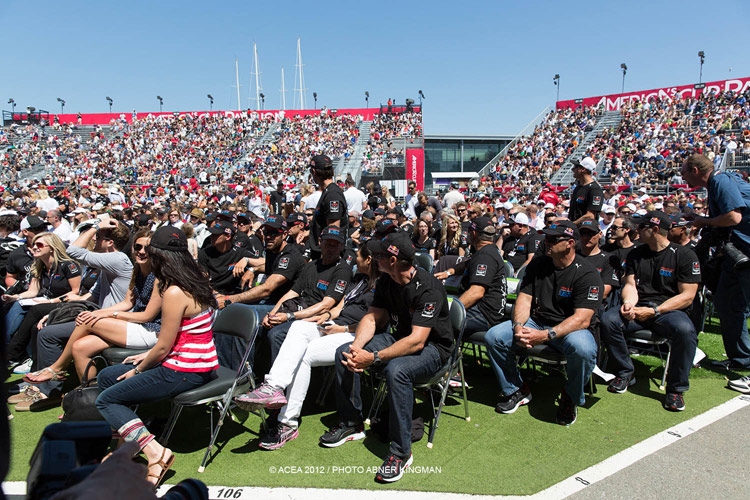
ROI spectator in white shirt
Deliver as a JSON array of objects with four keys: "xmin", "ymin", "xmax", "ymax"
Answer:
[
  {"xmin": 442, "ymin": 181, "xmax": 465, "ymax": 209},
  {"xmin": 46, "ymin": 209, "xmax": 73, "ymax": 243},
  {"xmin": 343, "ymin": 175, "xmax": 367, "ymax": 212}
]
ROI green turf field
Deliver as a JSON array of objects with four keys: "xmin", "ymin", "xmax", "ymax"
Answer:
[{"xmin": 5, "ymin": 320, "xmax": 745, "ymax": 496}]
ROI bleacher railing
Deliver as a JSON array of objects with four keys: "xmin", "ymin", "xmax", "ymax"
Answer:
[{"xmin": 477, "ymin": 106, "xmax": 550, "ymax": 178}]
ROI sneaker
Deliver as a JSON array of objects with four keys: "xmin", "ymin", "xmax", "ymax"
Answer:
[
  {"xmin": 319, "ymin": 422, "xmax": 365, "ymax": 448},
  {"xmin": 728, "ymin": 376, "xmax": 750, "ymax": 394},
  {"xmin": 711, "ymin": 359, "xmax": 750, "ymax": 370},
  {"xmin": 235, "ymin": 383, "xmax": 287, "ymax": 410},
  {"xmin": 663, "ymin": 392, "xmax": 685, "ymax": 412},
  {"xmin": 448, "ymin": 373, "xmax": 468, "ymax": 390},
  {"xmin": 495, "ymin": 384, "xmax": 532, "ymax": 414},
  {"xmin": 12, "ymin": 358, "xmax": 33, "ymax": 374},
  {"xmin": 608, "ymin": 375, "xmax": 635, "ymax": 394},
  {"xmin": 375, "ymin": 453, "xmax": 413, "ymax": 483},
  {"xmin": 556, "ymin": 391, "xmax": 578, "ymax": 426},
  {"xmin": 259, "ymin": 423, "xmax": 299, "ymax": 450}
]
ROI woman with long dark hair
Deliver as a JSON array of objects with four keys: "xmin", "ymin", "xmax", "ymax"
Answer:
[
  {"xmin": 411, "ymin": 217, "xmax": 436, "ymax": 260},
  {"xmin": 94, "ymin": 227, "xmax": 219, "ymax": 486},
  {"xmin": 235, "ymin": 241, "xmax": 379, "ymax": 450},
  {"xmin": 23, "ymin": 230, "xmax": 161, "ymax": 385}
]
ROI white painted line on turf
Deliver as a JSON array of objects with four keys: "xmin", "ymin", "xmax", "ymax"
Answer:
[
  {"xmin": 535, "ymin": 394, "xmax": 750, "ymax": 500},
  {"xmin": 4, "ymin": 395, "xmax": 749, "ymax": 500}
]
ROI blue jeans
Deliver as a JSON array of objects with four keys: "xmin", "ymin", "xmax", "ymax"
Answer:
[
  {"xmin": 714, "ymin": 259, "xmax": 750, "ymax": 368},
  {"xmin": 599, "ymin": 307, "xmax": 697, "ymax": 393},
  {"xmin": 485, "ymin": 318, "xmax": 596, "ymax": 406},
  {"xmin": 214, "ymin": 304, "xmax": 275, "ymax": 370},
  {"xmin": 4, "ymin": 301, "xmax": 28, "ymax": 343},
  {"xmin": 96, "ymin": 364, "xmax": 214, "ymax": 441},
  {"xmin": 334, "ymin": 334, "xmax": 443, "ymax": 458}
]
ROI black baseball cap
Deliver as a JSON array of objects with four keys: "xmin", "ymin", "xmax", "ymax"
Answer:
[
  {"xmin": 205, "ymin": 211, "xmax": 218, "ymax": 223},
  {"xmin": 470, "ymin": 216, "xmax": 497, "ymax": 235},
  {"xmin": 374, "ymin": 207, "xmax": 386, "ymax": 216},
  {"xmin": 236, "ymin": 213, "xmax": 251, "ymax": 225},
  {"xmin": 135, "ymin": 213, "xmax": 152, "ymax": 226},
  {"xmin": 371, "ymin": 232, "xmax": 416, "ymax": 261},
  {"xmin": 320, "ymin": 225, "xmax": 345, "ymax": 243},
  {"xmin": 641, "ymin": 211, "xmax": 672, "ymax": 231},
  {"xmin": 310, "ymin": 154, "xmax": 333, "ymax": 171},
  {"xmin": 286, "ymin": 212, "xmax": 307, "ymax": 226},
  {"xmin": 670, "ymin": 213, "xmax": 692, "ymax": 228},
  {"xmin": 362, "ymin": 209, "xmax": 375, "ymax": 220},
  {"xmin": 541, "ymin": 219, "xmax": 580, "ymax": 240},
  {"xmin": 217, "ymin": 210, "xmax": 235, "ymax": 223},
  {"xmin": 26, "ymin": 215, "xmax": 47, "ymax": 230},
  {"xmin": 263, "ymin": 215, "xmax": 287, "ymax": 231},
  {"xmin": 207, "ymin": 221, "xmax": 236, "ymax": 236},
  {"xmin": 578, "ymin": 220, "xmax": 601, "ymax": 234},
  {"xmin": 150, "ymin": 226, "xmax": 188, "ymax": 251},
  {"xmin": 375, "ymin": 219, "xmax": 398, "ymax": 236}
]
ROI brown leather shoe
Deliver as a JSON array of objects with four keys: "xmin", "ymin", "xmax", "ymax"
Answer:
[
  {"xmin": 8, "ymin": 386, "xmax": 41, "ymax": 405},
  {"xmin": 15, "ymin": 393, "xmax": 61, "ymax": 412}
]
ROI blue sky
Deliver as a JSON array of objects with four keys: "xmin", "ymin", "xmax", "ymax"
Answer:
[{"xmin": 2, "ymin": 0, "xmax": 748, "ymax": 136}]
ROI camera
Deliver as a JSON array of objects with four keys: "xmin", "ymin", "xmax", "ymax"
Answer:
[{"xmin": 697, "ymin": 227, "xmax": 750, "ymax": 271}]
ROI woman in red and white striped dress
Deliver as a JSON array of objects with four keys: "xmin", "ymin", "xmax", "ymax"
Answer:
[{"xmin": 95, "ymin": 227, "xmax": 218, "ymax": 486}]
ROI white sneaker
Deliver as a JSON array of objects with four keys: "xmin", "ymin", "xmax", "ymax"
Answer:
[
  {"xmin": 12, "ymin": 358, "xmax": 33, "ymax": 374},
  {"xmin": 728, "ymin": 376, "xmax": 750, "ymax": 394}
]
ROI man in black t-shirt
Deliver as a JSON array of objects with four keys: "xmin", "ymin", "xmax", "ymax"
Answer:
[
  {"xmin": 308, "ymin": 155, "xmax": 348, "ymax": 260},
  {"xmin": 197, "ymin": 221, "xmax": 254, "ymax": 295},
  {"xmin": 577, "ymin": 220, "xmax": 620, "ymax": 300},
  {"xmin": 600, "ymin": 211, "xmax": 701, "ymax": 411},
  {"xmin": 502, "ymin": 213, "xmax": 543, "ymax": 274},
  {"xmin": 486, "ymin": 219, "xmax": 602, "ymax": 426},
  {"xmin": 269, "ymin": 181, "xmax": 285, "ymax": 215},
  {"xmin": 569, "ymin": 157, "xmax": 604, "ymax": 224},
  {"xmin": 321, "ymin": 232, "xmax": 452, "ymax": 483},
  {"xmin": 261, "ymin": 225, "xmax": 352, "ymax": 362},
  {"xmin": 216, "ymin": 215, "xmax": 305, "ymax": 310}
]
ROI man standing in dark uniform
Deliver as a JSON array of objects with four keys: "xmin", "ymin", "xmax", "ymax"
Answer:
[
  {"xmin": 599, "ymin": 211, "xmax": 701, "ymax": 411},
  {"xmin": 485, "ymin": 219, "xmax": 602, "ymax": 426},
  {"xmin": 309, "ymin": 155, "xmax": 347, "ymax": 260},
  {"xmin": 269, "ymin": 181, "xmax": 286, "ymax": 215},
  {"xmin": 569, "ymin": 157, "xmax": 604, "ymax": 224},
  {"xmin": 321, "ymin": 232, "xmax": 453, "ymax": 483}
]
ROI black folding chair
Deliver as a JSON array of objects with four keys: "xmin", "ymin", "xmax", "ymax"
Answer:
[
  {"xmin": 413, "ymin": 252, "xmax": 434, "ymax": 273},
  {"xmin": 159, "ymin": 304, "xmax": 263, "ymax": 473},
  {"xmin": 365, "ymin": 298, "xmax": 469, "ymax": 448}
]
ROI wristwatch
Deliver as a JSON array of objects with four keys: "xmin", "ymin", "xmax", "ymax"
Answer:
[
  {"xmin": 224, "ymin": 298, "xmax": 232, "ymax": 308},
  {"xmin": 547, "ymin": 328, "xmax": 557, "ymax": 341},
  {"xmin": 653, "ymin": 306, "xmax": 661, "ymax": 317},
  {"xmin": 372, "ymin": 351, "xmax": 383, "ymax": 366}
]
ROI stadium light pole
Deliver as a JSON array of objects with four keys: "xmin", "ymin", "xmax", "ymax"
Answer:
[
  {"xmin": 418, "ymin": 90, "xmax": 425, "ymax": 107},
  {"xmin": 620, "ymin": 64, "xmax": 627, "ymax": 93},
  {"xmin": 106, "ymin": 96, "xmax": 113, "ymax": 114},
  {"xmin": 365, "ymin": 91, "xmax": 369, "ymax": 108},
  {"xmin": 259, "ymin": 93, "xmax": 265, "ymax": 110},
  {"xmin": 57, "ymin": 98, "xmax": 65, "ymax": 115},
  {"xmin": 8, "ymin": 98, "xmax": 15, "ymax": 113},
  {"xmin": 313, "ymin": 92, "xmax": 318, "ymax": 109},
  {"xmin": 157, "ymin": 96, "xmax": 163, "ymax": 112},
  {"xmin": 553, "ymin": 74, "xmax": 560, "ymax": 102},
  {"xmin": 207, "ymin": 94, "xmax": 214, "ymax": 111},
  {"xmin": 698, "ymin": 51, "xmax": 705, "ymax": 83}
]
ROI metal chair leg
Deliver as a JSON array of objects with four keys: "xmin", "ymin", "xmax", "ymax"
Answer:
[
  {"xmin": 458, "ymin": 358, "xmax": 470, "ymax": 422},
  {"xmin": 365, "ymin": 379, "xmax": 387, "ymax": 426},
  {"xmin": 660, "ymin": 343, "xmax": 672, "ymax": 391},
  {"xmin": 160, "ymin": 404, "xmax": 183, "ymax": 444}
]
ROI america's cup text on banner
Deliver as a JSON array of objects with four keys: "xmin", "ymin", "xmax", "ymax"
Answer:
[{"xmin": 406, "ymin": 149, "xmax": 425, "ymax": 191}]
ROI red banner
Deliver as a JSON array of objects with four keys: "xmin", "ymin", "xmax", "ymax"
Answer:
[
  {"xmin": 556, "ymin": 76, "xmax": 750, "ymax": 111},
  {"xmin": 405, "ymin": 149, "xmax": 425, "ymax": 191},
  {"xmin": 32, "ymin": 107, "xmax": 384, "ymax": 126}
]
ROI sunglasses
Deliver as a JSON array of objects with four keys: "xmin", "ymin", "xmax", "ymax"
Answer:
[
  {"xmin": 457, "ymin": 208, "xmax": 467, "ymax": 212},
  {"xmin": 133, "ymin": 243, "xmax": 148, "ymax": 252},
  {"xmin": 620, "ymin": 211, "xmax": 632, "ymax": 215},
  {"xmin": 544, "ymin": 236, "xmax": 570, "ymax": 244},
  {"xmin": 610, "ymin": 225, "xmax": 625, "ymax": 230},
  {"xmin": 34, "ymin": 242, "xmax": 48, "ymax": 249}
]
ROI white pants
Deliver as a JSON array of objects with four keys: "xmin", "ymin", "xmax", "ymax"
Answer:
[{"xmin": 265, "ymin": 320, "xmax": 354, "ymax": 428}]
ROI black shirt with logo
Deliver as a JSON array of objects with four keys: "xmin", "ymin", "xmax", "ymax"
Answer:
[
  {"xmin": 503, "ymin": 230, "xmax": 543, "ymax": 271},
  {"xmin": 198, "ymin": 245, "xmax": 253, "ymax": 294},
  {"xmin": 310, "ymin": 183, "xmax": 348, "ymax": 253},
  {"xmin": 569, "ymin": 181, "xmax": 604, "ymax": 221},
  {"xmin": 269, "ymin": 190, "xmax": 285, "ymax": 214},
  {"xmin": 460, "ymin": 244, "xmax": 507, "ymax": 325},
  {"xmin": 519, "ymin": 254, "xmax": 603, "ymax": 327},
  {"xmin": 577, "ymin": 250, "xmax": 620, "ymax": 290},
  {"xmin": 234, "ymin": 232, "xmax": 263, "ymax": 259},
  {"xmin": 265, "ymin": 245, "xmax": 306, "ymax": 304},
  {"xmin": 6, "ymin": 245, "xmax": 34, "ymax": 290},
  {"xmin": 372, "ymin": 267, "xmax": 454, "ymax": 363},
  {"xmin": 335, "ymin": 274, "xmax": 376, "ymax": 326},
  {"xmin": 291, "ymin": 259, "xmax": 352, "ymax": 306},
  {"xmin": 40, "ymin": 261, "xmax": 83, "ymax": 298},
  {"xmin": 625, "ymin": 242, "xmax": 701, "ymax": 307}
]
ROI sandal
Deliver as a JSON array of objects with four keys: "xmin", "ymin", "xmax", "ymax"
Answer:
[
  {"xmin": 147, "ymin": 448, "xmax": 175, "ymax": 487},
  {"xmin": 23, "ymin": 367, "xmax": 67, "ymax": 383}
]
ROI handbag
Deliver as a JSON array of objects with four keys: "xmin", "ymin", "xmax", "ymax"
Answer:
[
  {"xmin": 47, "ymin": 301, "xmax": 100, "ymax": 326},
  {"xmin": 61, "ymin": 355, "xmax": 109, "ymax": 422}
]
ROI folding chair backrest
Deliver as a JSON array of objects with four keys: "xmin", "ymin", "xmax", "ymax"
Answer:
[
  {"xmin": 447, "ymin": 297, "xmax": 467, "ymax": 356},
  {"xmin": 515, "ymin": 264, "xmax": 528, "ymax": 281},
  {"xmin": 213, "ymin": 304, "xmax": 259, "ymax": 343},
  {"xmin": 414, "ymin": 252, "xmax": 434, "ymax": 273},
  {"xmin": 503, "ymin": 259, "xmax": 514, "ymax": 278}
]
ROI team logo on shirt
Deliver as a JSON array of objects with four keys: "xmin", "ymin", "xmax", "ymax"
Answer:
[
  {"xmin": 534, "ymin": 239, "xmax": 541, "ymax": 249},
  {"xmin": 53, "ymin": 274, "xmax": 61, "ymax": 280},
  {"xmin": 68, "ymin": 263, "xmax": 77, "ymax": 273},
  {"xmin": 576, "ymin": 196, "xmax": 585, "ymax": 203},
  {"xmin": 422, "ymin": 302, "xmax": 436, "ymax": 318},
  {"xmin": 330, "ymin": 200, "xmax": 340, "ymax": 213},
  {"xmin": 659, "ymin": 267, "xmax": 674, "ymax": 277},
  {"xmin": 334, "ymin": 279, "xmax": 347, "ymax": 293},
  {"xmin": 558, "ymin": 286, "xmax": 573, "ymax": 298},
  {"xmin": 593, "ymin": 196, "xmax": 602, "ymax": 206},
  {"xmin": 588, "ymin": 286, "xmax": 600, "ymax": 300},
  {"xmin": 278, "ymin": 257, "xmax": 289, "ymax": 269},
  {"xmin": 517, "ymin": 245, "xmax": 526, "ymax": 252},
  {"xmin": 316, "ymin": 280, "xmax": 329, "ymax": 290},
  {"xmin": 692, "ymin": 262, "xmax": 700, "ymax": 275},
  {"xmin": 476, "ymin": 264, "xmax": 487, "ymax": 277}
]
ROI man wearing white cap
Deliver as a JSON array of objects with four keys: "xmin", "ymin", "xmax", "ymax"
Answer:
[
  {"xmin": 599, "ymin": 205, "xmax": 616, "ymax": 234},
  {"xmin": 569, "ymin": 157, "xmax": 604, "ymax": 224},
  {"xmin": 502, "ymin": 213, "xmax": 543, "ymax": 274}
]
